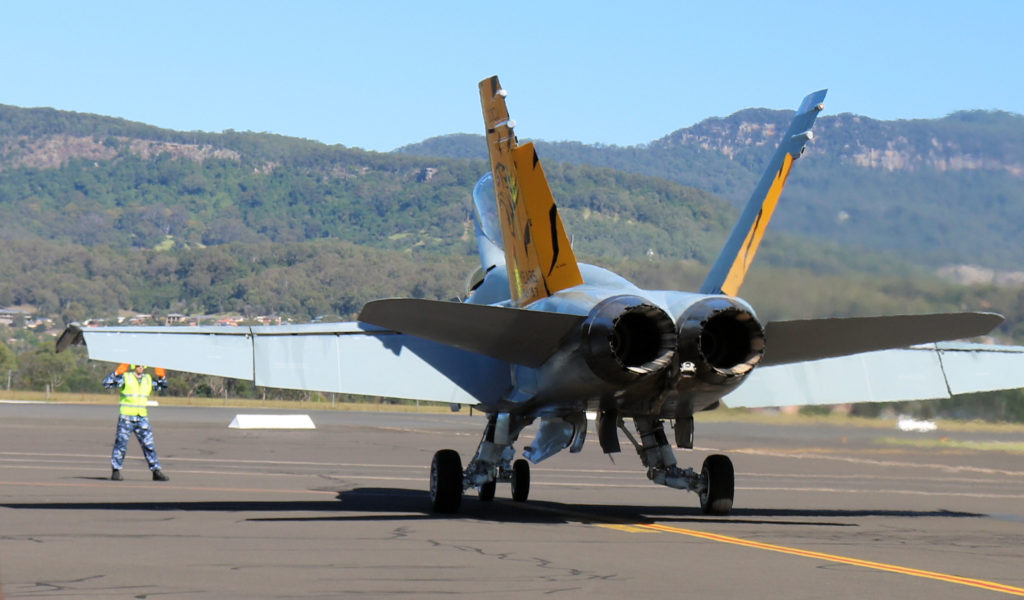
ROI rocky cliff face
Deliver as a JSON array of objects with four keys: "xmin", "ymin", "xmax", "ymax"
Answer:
[
  {"xmin": 654, "ymin": 109, "xmax": 785, "ymax": 159},
  {"xmin": 654, "ymin": 109, "xmax": 1024, "ymax": 176},
  {"xmin": 817, "ymin": 114, "xmax": 1024, "ymax": 175},
  {"xmin": 0, "ymin": 134, "xmax": 240, "ymax": 170}
]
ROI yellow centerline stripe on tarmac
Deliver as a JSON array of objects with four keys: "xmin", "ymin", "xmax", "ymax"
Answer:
[
  {"xmin": 519, "ymin": 499, "xmax": 1023, "ymax": 595},
  {"xmin": 625, "ymin": 522, "xmax": 1024, "ymax": 596}
]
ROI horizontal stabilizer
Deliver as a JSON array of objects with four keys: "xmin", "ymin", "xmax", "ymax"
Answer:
[
  {"xmin": 761, "ymin": 312, "xmax": 1003, "ymax": 366},
  {"xmin": 359, "ymin": 298, "xmax": 585, "ymax": 367}
]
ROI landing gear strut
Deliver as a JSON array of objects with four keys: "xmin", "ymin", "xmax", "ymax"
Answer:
[{"xmin": 624, "ymin": 415, "xmax": 735, "ymax": 515}]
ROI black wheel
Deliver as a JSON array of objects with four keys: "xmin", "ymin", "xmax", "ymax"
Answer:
[
  {"xmin": 511, "ymin": 459, "xmax": 530, "ymax": 502},
  {"xmin": 478, "ymin": 480, "xmax": 496, "ymax": 502},
  {"xmin": 430, "ymin": 449, "xmax": 463, "ymax": 513},
  {"xmin": 699, "ymin": 454, "xmax": 734, "ymax": 516}
]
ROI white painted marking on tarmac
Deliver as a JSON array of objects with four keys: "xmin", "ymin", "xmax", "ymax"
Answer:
[{"xmin": 228, "ymin": 414, "xmax": 315, "ymax": 429}]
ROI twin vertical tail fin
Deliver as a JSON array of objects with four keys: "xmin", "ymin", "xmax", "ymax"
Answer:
[
  {"xmin": 700, "ymin": 90, "xmax": 827, "ymax": 296},
  {"xmin": 479, "ymin": 76, "xmax": 583, "ymax": 307},
  {"xmin": 478, "ymin": 77, "xmax": 824, "ymax": 302}
]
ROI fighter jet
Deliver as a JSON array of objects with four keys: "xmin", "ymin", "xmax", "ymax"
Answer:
[{"xmin": 58, "ymin": 76, "xmax": 1024, "ymax": 515}]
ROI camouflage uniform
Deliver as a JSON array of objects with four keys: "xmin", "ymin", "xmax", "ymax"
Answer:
[
  {"xmin": 105, "ymin": 367, "xmax": 168, "ymax": 474},
  {"xmin": 111, "ymin": 414, "xmax": 161, "ymax": 471}
]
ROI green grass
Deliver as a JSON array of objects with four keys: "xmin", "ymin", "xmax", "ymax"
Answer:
[{"xmin": 875, "ymin": 437, "xmax": 1024, "ymax": 453}]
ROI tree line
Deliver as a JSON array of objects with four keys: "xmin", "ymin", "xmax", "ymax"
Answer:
[{"xmin": 2, "ymin": 103, "xmax": 1023, "ymax": 418}]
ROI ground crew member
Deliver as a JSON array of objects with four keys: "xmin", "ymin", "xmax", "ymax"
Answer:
[{"xmin": 104, "ymin": 363, "xmax": 169, "ymax": 481}]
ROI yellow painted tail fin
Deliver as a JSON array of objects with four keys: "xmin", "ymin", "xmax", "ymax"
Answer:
[{"xmin": 479, "ymin": 76, "xmax": 583, "ymax": 307}]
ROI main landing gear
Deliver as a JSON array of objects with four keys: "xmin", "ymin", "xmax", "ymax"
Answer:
[
  {"xmin": 429, "ymin": 449, "xmax": 531, "ymax": 513},
  {"xmin": 621, "ymin": 415, "xmax": 734, "ymax": 515},
  {"xmin": 428, "ymin": 412, "xmax": 734, "ymax": 516},
  {"xmin": 429, "ymin": 412, "xmax": 533, "ymax": 514}
]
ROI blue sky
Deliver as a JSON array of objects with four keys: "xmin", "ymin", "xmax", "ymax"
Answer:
[{"xmin": 2, "ymin": 1, "xmax": 1022, "ymax": 152}]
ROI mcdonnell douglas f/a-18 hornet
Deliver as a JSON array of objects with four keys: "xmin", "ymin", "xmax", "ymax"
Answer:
[{"xmin": 59, "ymin": 76, "xmax": 1024, "ymax": 515}]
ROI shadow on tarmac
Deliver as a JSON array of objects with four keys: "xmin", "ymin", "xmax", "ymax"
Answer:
[{"xmin": 1, "ymin": 486, "xmax": 986, "ymax": 528}]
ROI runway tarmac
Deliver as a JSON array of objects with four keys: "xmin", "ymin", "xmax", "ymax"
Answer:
[{"xmin": 2, "ymin": 402, "xmax": 1024, "ymax": 598}]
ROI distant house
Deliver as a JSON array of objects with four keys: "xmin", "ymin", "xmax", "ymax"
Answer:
[
  {"xmin": 27, "ymin": 316, "xmax": 54, "ymax": 330},
  {"xmin": 0, "ymin": 308, "xmax": 29, "ymax": 326}
]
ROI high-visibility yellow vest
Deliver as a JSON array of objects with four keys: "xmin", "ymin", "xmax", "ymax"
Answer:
[{"xmin": 120, "ymin": 373, "xmax": 153, "ymax": 417}]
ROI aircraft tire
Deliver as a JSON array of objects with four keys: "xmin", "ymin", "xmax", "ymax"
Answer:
[
  {"xmin": 511, "ymin": 459, "xmax": 530, "ymax": 502},
  {"xmin": 430, "ymin": 449, "xmax": 463, "ymax": 513},
  {"xmin": 699, "ymin": 454, "xmax": 734, "ymax": 516},
  {"xmin": 479, "ymin": 480, "xmax": 496, "ymax": 502}
]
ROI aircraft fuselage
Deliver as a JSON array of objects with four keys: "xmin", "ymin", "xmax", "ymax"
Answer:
[{"xmin": 468, "ymin": 263, "xmax": 765, "ymax": 419}]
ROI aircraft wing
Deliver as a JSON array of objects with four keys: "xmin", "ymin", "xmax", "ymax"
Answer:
[
  {"xmin": 59, "ymin": 323, "xmax": 510, "ymax": 405},
  {"xmin": 725, "ymin": 341, "xmax": 1024, "ymax": 408}
]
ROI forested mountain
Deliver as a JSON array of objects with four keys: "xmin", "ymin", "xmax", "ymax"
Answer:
[
  {"xmin": 0, "ymin": 104, "xmax": 743, "ymax": 261},
  {"xmin": 0, "ymin": 102, "xmax": 742, "ymax": 332},
  {"xmin": 2, "ymin": 101, "xmax": 1022, "ymax": 330},
  {"xmin": 400, "ymin": 109, "xmax": 1024, "ymax": 269}
]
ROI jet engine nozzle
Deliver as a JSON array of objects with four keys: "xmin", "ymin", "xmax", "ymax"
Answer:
[
  {"xmin": 582, "ymin": 295, "xmax": 677, "ymax": 383},
  {"xmin": 676, "ymin": 297, "xmax": 765, "ymax": 385}
]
